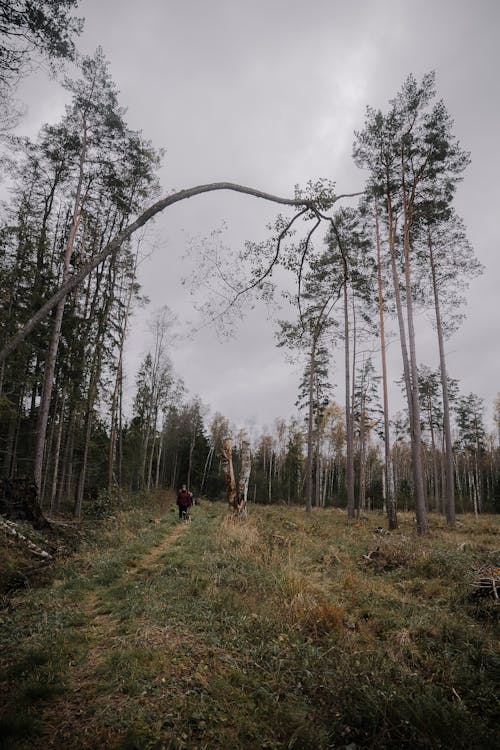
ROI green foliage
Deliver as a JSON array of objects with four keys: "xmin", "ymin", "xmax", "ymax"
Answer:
[{"xmin": 0, "ymin": 0, "xmax": 83, "ymax": 86}]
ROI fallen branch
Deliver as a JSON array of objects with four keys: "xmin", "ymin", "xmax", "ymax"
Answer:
[
  {"xmin": 0, "ymin": 516, "xmax": 53, "ymax": 560},
  {"xmin": 362, "ymin": 546, "xmax": 381, "ymax": 562}
]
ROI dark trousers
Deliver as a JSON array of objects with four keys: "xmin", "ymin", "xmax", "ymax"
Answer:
[{"xmin": 178, "ymin": 506, "xmax": 190, "ymax": 519}]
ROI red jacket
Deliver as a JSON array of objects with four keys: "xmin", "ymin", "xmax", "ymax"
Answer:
[{"xmin": 177, "ymin": 489, "xmax": 192, "ymax": 508}]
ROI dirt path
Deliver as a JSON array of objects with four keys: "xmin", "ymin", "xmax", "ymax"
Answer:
[
  {"xmin": 77, "ymin": 518, "xmax": 189, "ymax": 653},
  {"xmin": 39, "ymin": 518, "xmax": 192, "ymax": 748}
]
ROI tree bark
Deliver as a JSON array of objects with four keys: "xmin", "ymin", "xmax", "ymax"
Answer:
[
  {"xmin": 401, "ymin": 152, "xmax": 427, "ymax": 533},
  {"xmin": 49, "ymin": 389, "xmax": 66, "ymax": 513},
  {"xmin": 375, "ymin": 203, "xmax": 397, "ymax": 529},
  {"xmin": 344, "ymin": 282, "xmax": 355, "ymax": 519},
  {"xmin": 221, "ymin": 437, "xmax": 237, "ymax": 513},
  {"xmin": 428, "ymin": 226, "xmax": 455, "ymax": 525},
  {"xmin": 237, "ymin": 440, "xmax": 251, "ymax": 516}
]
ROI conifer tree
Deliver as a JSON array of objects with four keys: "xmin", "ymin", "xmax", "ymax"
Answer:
[{"xmin": 354, "ymin": 72, "xmax": 470, "ymax": 533}]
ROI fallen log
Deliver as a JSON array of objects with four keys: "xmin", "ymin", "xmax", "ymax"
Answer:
[{"xmin": 0, "ymin": 516, "xmax": 53, "ymax": 560}]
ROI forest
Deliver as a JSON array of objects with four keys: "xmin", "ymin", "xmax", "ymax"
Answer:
[
  {"xmin": 0, "ymin": 4, "xmax": 498, "ymax": 750},
  {"xmin": 0, "ymin": 6, "xmax": 498, "ymax": 531}
]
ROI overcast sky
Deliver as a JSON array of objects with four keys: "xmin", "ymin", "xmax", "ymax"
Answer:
[{"xmin": 16, "ymin": 0, "xmax": 500, "ymax": 434}]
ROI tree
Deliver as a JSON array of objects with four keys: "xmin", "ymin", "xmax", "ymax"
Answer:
[
  {"xmin": 201, "ymin": 412, "xmax": 230, "ymax": 496},
  {"xmin": 0, "ymin": 181, "xmax": 358, "ymax": 366},
  {"xmin": 19, "ymin": 48, "xmax": 163, "ymax": 514},
  {"xmin": 132, "ymin": 310, "xmax": 176, "ymax": 491},
  {"xmin": 354, "ymin": 72, "xmax": 469, "ymax": 534},
  {"xmin": 353, "ymin": 356, "xmax": 380, "ymax": 514},
  {"xmin": 278, "ymin": 266, "xmax": 337, "ymax": 513},
  {"xmin": 455, "ymin": 393, "xmax": 486, "ymax": 516},
  {"xmin": 326, "ymin": 206, "xmax": 375, "ymax": 520},
  {"xmin": 417, "ymin": 365, "xmax": 457, "ymax": 515},
  {"xmin": 418, "ymin": 211, "xmax": 482, "ymax": 524},
  {"xmin": 0, "ymin": 0, "xmax": 82, "ymax": 85},
  {"xmin": 0, "ymin": 0, "xmax": 83, "ymax": 137},
  {"xmin": 373, "ymin": 199, "xmax": 396, "ymax": 528},
  {"xmin": 220, "ymin": 436, "xmax": 251, "ymax": 516}
]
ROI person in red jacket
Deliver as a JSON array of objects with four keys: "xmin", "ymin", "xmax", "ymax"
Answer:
[{"xmin": 176, "ymin": 484, "xmax": 193, "ymax": 520}]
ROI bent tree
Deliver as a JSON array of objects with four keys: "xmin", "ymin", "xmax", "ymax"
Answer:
[
  {"xmin": 0, "ymin": 181, "xmax": 356, "ymax": 366},
  {"xmin": 0, "ymin": 178, "xmax": 358, "ymax": 519}
]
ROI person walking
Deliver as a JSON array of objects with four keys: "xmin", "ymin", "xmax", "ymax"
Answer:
[{"xmin": 176, "ymin": 484, "xmax": 193, "ymax": 520}]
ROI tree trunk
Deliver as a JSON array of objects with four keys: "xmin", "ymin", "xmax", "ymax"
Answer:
[
  {"xmin": 428, "ymin": 413, "xmax": 440, "ymax": 513},
  {"xmin": 428, "ymin": 226, "xmax": 455, "ymax": 525},
  {"xmin": 400, "ymin": 153, "xmax": 427, "ymax": 533},
  {"xmin": 375, "ymin": 204, "xmax": 397, "ymax": 529},
  {"xmin": 305, "ymin": 336, "xmax": 316, "ymax": 513},
  {"xmin": 201, "ymin": 446, "xmax": 214, "ymax": 495},
  {"xmin": 49, "ymin": 390, "xmax": 66, "ymax": 513},
  {"xmin": 33, "ymin": 116, "xmax": 88, "ymax": 496},
  {"xmin": 237, "ymin": 440, "xmax": 251, "ymax": 516},
  {"xmin": 187, "ymin": 423, "xmax": 196, "ymax": 491},
  {"xmin": 358, "ymin": 402, "xmax": 367, "ymax": 512},
  {"xmin": 315, "ymin": 425, "xmax": 321, "ymax": 508},
  {"xmin": 155, "ymin": 432, "xmax": 163, "ymax": 489},
  {"xmin": 343, "ymin": 283, "xmax": 355, "ymax": 519},
  {"xmin": 221, "ymin": 437, "xmax": 237, "ymax": 513}
]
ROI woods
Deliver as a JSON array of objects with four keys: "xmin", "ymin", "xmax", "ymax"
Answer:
[
  {"xmin": 0, "ymin": 48, "xmax": 498, "ymax": 527},
  {"xmin": 0, "ymin": 4, "xmax": 497, "ymax": 530},
  {"xmin": 0, "ymin": 6, "xmax": 499, "ymax": 750}
]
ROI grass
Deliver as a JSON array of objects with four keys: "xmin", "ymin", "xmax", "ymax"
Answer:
[{"xmin": 0, "ymin": 500, "xmax": 498, "ymax": 749}]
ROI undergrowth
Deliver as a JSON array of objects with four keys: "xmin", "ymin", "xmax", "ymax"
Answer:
[{"xmin": 0, "ymin": 502, "xmax": 498, "ymax": 749}]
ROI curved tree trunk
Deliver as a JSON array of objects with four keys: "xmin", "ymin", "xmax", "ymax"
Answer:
[{"xmin": 0, "ymin": 182, "xmax": 358, "ymax": 366}]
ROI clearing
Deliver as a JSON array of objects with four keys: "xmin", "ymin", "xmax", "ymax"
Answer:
[{"xmin": 0, "ymin": 500, "xmax": 498, "ymax": 749}]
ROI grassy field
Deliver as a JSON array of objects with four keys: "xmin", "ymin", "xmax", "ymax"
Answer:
[{"xmin": 0, "ymin": 497, "xmax": 498, "ymax": 749}]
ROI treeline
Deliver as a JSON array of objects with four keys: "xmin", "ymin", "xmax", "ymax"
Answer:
[{"xmin": 105, "ymin": 346, "xmax": 500, "ymax": 515}]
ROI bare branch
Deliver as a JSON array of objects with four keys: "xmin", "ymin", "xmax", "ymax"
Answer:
[{"xmin": 196, "ymin": 207, "xmax": 311, "ymax": 331}]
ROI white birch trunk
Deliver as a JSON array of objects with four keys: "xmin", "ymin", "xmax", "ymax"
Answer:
[{"xmin": 237, "ymin": 440, "xmax": 251, "ymax": 517}]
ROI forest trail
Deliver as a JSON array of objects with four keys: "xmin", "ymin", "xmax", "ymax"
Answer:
[
  {"xmin": 40, "ymin": 515, "xmax": 192, "ymax": 748},
  {"xmin": 0, "ymin": 505, "xmax": 207, "ymax": 749}
]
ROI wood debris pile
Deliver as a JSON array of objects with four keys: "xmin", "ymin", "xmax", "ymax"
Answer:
[{"xmin": 471, "ymin": 565, "xmax": 499, "ymax": 600}]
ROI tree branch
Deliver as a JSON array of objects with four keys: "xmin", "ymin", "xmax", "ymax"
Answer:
[{"xmin": 0, "ymin": 182, "xmax": 330, "ymax": 364}]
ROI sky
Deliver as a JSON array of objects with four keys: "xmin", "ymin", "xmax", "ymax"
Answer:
[{"xmin": 14, "ymin": 0, "xmax": 500, "ymax": 434}]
